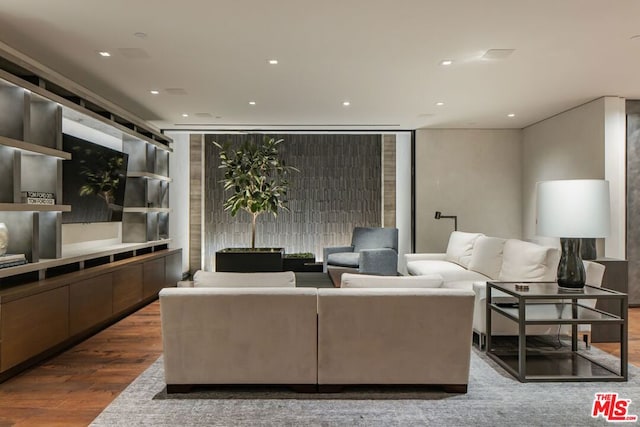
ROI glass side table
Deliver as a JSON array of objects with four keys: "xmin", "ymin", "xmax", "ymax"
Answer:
[{"xmin": 486, "ymin": 281, "xmax": 628, "ymax": 382}]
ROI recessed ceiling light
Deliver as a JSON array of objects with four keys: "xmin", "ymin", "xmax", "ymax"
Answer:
[
  {"xmin": 181, "ymin": 113, "xmax": 189, "ymax": 117},
  {"xmin": 435, "ymin": 101, "xmax": 445, "ymax": 106},
  {"xmin": 150, "ymin": 90, "xmax": 159, "ymax": 95},
  {"xmin": 268, "ymin": 59, "xmax": 278, "ymax": 65},
  {"xmin": 342, "ymin": 101, "xmax": 351, "ymax": 107},
  {"xmin": 507, "ymin": 113, "xmax": 516, "ymax": 118},
  {"xmin": 134, "ymin": 32, "xmax": 147, "ymax": 38},
  {"xmin": 249, "ymin": 101, "xmax": 256, "ymax": 105},
  {"xmin": 440, "ymin": 59, "xmax": 453, "ymax": 66},
  {"xmin": 98, "ymin": 51, "xmax": 111, "ymax": 57}
]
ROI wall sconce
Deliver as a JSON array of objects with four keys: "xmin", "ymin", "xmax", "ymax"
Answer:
[{"xmin": 434, "ymin": 211, "xmax": 457, "ymax": 231}]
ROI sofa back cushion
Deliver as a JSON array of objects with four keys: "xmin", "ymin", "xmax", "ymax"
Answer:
[
  {"xmin": 352, "ymin": 227, "xmax": 398, "ymax": 252},
  {"xmin": 160, "ymin": 287, "xmax": 317, "ymax": 384},
  {"xmin": 317, "ymin": 287, "xmax": 475, "ymax": 385},
  {"xmin": 467, "ymin": 236, "xmax": 506, "ymax": 280},
  {"xmin": 192, "ymin": 270, "xmax": 296, "ymax": 287},
  {"xmin": 340, "ymin": 273, "xmax": 443, "ymax": 288},
  {"xmin": 444, "ymin": 231, "xmax": 483, "ymax": 268},
  {"xmin": 498, "ymin": 239, "xmax": 560, "ymax": 282}
]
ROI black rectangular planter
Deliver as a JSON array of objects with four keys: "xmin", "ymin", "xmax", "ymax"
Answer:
[
  {"xmin": 283, "ymin": 256, "xmax": 322, "ymax": 272},
  {"xmin": 215, "ymin": 248, "xmax": 284, "ymax": 272}
]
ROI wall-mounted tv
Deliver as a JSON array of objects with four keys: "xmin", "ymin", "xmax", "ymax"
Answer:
[{"xmin": 62, "ymin": 134, "xmax": 129, "ymax": 223}]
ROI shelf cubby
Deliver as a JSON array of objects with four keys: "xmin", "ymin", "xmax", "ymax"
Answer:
[
  {"xmin": 28, "ymin": 93, "xmax": 61, "ymax": 150},
  {"xmin": 122, "ymin": 134, "xmax": 171, "ymax": 243},
  {"xmin": 0, "ymin": 81, "xmax": 26, "ymax": 141},
  {"xmin": 0, "ymin": 145, "xmax": 16, "ymax": 203}
]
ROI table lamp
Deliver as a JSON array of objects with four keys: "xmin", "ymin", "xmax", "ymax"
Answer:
[{"xmin": 536, "ymin": 179, "xmax": 610, "ymax": 289}]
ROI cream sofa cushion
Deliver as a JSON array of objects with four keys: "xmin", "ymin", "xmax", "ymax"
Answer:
[
  {"xmin": 467, "ymin": 236, "xmax": 506, "ymax": 280},
  {"xmin": 445, "ymin": 231, "xmax": 483, "ymax": 268},
  {"xmin": 498, "ymin": 239, "xmax": 560, "ymax": 282},
  {"xmin": 317, "ymin": 288, "xmax": 475, "ymax": 385},
  {"xmin": 192, "ymin": 270, "xmax": 296, "ymax": 287},
  {"xmin": 408, "ymin": 260, "xmax": 489, "ymax": 283},
  {"xmin": 340, "ymin": 273, "xmax": 443, "ymax": 288},
  {"xmin": 160, "ymin": 287, "xmax": 317, "ymax": 385}
]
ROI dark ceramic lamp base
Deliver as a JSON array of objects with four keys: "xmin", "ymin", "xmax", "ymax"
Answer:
[{"xmin": 557, "ymin": 238, "xmax": 586, "ymax": 289}]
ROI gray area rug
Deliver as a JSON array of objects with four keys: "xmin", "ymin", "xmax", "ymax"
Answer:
[{"xmin": 91, "ymin": 346, "xmax": 639, "ymax": 426}]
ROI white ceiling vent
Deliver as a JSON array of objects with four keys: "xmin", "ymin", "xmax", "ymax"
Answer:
[
  {"xmin": 482, "ymin": 49, "xmax": 515, "ymax": 60},
  {"xmin": 194, "ymin": 112, "xmax": 213, "ymax": 118}
]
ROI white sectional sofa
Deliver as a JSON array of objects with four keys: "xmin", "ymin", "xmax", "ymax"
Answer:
[
  {"xmin": 406, "ymin": 232, "xmax": 561, "ymax": 287},
  {"xmin": 405, "ymin": 231, "xmax": 605, "ymax": 345},
  {"xmin": 159, "ymin": 271, "xmax": 475, "ymax": 393}
]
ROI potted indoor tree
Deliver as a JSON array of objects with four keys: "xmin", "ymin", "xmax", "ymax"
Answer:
[{"xmin": 213, "ymin": 137, "xmax": 298, "ymax": 272}]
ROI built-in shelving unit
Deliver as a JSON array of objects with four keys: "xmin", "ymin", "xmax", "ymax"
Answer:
[
  {"xmin": 0, "ymin": 49, "xmax": 174, "ymax": 263},
  {"xmin": 0, "ymin": 79, "xmax": 68, "ymax": 262},
  {"xmin": 123, "ymin": 137, "xmax": 171, "ymax": 242},
  {"xmin": 0, "ymin": 245, "xmax": 182, "ymax": 383},
  {"xmin": 0, "ymin": 44, "xmax": 181, "ymax": 384}
]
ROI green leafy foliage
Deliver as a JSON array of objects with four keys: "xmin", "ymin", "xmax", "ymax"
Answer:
[
  {"xmin": 72, "ymin": 145, "xmax": 125, "ymax": 206},
  {"xmin": 213, "ymin": 137, "xmax": 298, "ymax": 248}
]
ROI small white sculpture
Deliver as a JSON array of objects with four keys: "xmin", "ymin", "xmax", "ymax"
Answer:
[{"xmin": 0, "ymin": 222, "xmax": 7, "ymax": 256}]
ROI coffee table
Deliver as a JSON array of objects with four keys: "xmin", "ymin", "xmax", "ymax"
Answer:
[{"xmin": 486, "ymin": 281, "xmax": 628, "ymax": 382}]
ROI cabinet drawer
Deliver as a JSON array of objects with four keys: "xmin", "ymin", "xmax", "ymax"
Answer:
[
  {"xmin": 143, "ymin": 258, "xmax": 165, "ymax": 298},
  {"xmin": 1, "ymin": 286, "xmax": 69, "ymax": 372},
  {"xmin": 165, "ymin": 251, "xmax": 182, "ymax": 287},
  {"xmin": 69, "ymin": 273, "xmax": 113, "ymax": 336},
  {"xmin": 113, "ymin": 264, "xmax": 143, "ymax": 314}
]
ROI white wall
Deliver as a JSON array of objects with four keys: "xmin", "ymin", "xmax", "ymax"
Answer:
[
  {"xmin": 415, "ymin": 129, "xmax": 522, "ymax": 253},
  {"xmin": 395, "ymin": 132, "xmax": 412, "ymax": 274},
  {"xmin": 521, "ymin": 97, "xmax": 625, "ymax": 258},
  {"xmin": 166, "ymin": 131, "xmax": 190, "ymax": 274},
  {"xmin": 604, "ymin": 97, "xmax": 626, "ymax": 259}
]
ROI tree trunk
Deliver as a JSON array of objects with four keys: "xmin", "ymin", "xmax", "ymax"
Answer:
[{"xmin": 251, "ymin": 213, "xmax": 258, "ymax": 249}]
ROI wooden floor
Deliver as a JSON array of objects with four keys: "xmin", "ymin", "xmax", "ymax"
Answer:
[
  {"xmin": 0, "ymin": 302, "xmax": 163, "ymax": 427},
  {"xmin": 0, "ymin": 303, "xmax": 638, "ymax": 427}
]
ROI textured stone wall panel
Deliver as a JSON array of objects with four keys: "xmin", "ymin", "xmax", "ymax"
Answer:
[{"xmin": 204, "ymin": 134, "xmax": 381, "ymax": 270}]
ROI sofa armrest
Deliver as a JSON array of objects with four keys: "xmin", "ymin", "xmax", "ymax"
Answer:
[
  {"xmin": 323, "ymin": 245, "xmax": 354, "ymax": 272},
  {"xmin": 359, "ymin": 248, "xmax": 398, "ymax": 276}
]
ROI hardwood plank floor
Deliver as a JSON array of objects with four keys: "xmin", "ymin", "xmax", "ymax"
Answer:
[
  {"xmin": 0, "ymin": 302, "xmax": 637, "ymax": 427},
  {"xmin": 0, "ymin": 302, "xmax": 162, "ymax": 427}
]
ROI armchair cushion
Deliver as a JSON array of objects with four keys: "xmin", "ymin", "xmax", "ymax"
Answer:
[
  {"xmin": 327, "ymin": 252, "xmax": 360, "ymax": 268},
  {"xmin": 352, "ymin": 227, "xmax": 398, "ymax": 252},
  {"xmin": 445, "ymin": 231, "xmax": 483, "ymax": 268}
]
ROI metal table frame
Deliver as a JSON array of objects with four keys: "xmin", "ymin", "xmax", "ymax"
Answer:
[{"xmin": 486, "ymin": 281, "xmax": 628, "ymax": 382}]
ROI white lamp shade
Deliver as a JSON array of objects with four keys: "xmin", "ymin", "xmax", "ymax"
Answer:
[{"xmin": 536, "ymin": 179, "xmax": 610, "ymax": 238}]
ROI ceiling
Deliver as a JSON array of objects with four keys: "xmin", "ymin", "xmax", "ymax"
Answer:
[{"xmin": 1, "ymin": 0, "xmax": 639, "ymax": 132}]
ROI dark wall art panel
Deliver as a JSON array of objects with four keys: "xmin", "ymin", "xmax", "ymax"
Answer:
[{"xmin": 203, "ymin": 134, "xmax": 382, "ymax": 270}]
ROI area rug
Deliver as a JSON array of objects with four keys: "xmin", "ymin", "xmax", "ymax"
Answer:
[{"xmin": 91, "ymin": 347, "xmax": 639, "ymax": 426}]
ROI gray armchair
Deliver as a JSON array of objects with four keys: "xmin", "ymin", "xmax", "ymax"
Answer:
[{"xmin": 323, "ymin": 227, "xmax": 399, "ymax": 276}]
